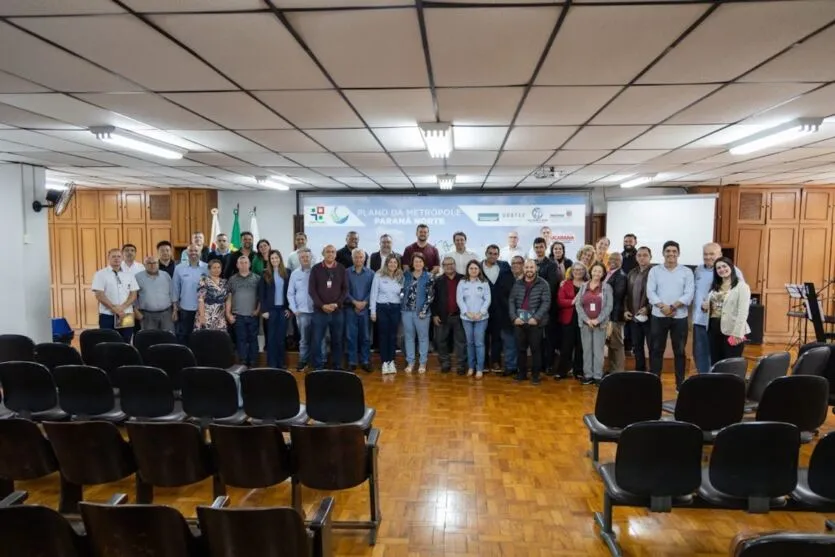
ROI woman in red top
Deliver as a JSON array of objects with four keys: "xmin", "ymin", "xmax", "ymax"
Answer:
[{"xmin": 555, "ymin": 261, "xmax": 588, "ymax": 380}]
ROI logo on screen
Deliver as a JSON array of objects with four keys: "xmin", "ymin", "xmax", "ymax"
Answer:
[
  {"xmin": 330, "ymin": 206, "xmax": 350, "ymax": 224},
  {"xmin": 530, "ymin": 207, "xmax": 544, "ymax": 222},
  {"xmin": 308, "ymin": 206, "xmax": 325, "ymax": 223},
  {"xmin": 478, "ymin": 213, "xmax": 499, "ymax": 222}
]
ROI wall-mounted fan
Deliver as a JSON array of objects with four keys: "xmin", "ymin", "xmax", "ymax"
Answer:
[{"xmin": 33, "ymin": 182, "xmax": 77, "ymax": 217}]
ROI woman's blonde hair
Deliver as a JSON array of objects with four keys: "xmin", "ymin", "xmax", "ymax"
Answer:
[
  {"xmin": 576, "ymin": 245, "xmax": 595, "ymax": 262},
  {"xmin": 378, "ymin": 253, "xmax": 404, "ymax": 281}
]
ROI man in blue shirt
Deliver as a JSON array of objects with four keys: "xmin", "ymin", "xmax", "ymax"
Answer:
[
  {"xmin": 345, "ymin": 248, "xmax": 375, "ymax": 372},
  {"xmin": 172, "ymin": 244, "xmax": 208, "ymax": 345},
  {"xmin": 288, "ymin": 249, "xmax": 316, "ymax": 372},
  {"xmin": 646, "ymin": 240, "xmax": 695, "ymax": 388}
]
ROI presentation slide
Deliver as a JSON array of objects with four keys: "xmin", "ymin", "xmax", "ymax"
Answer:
[
  {"xmin": 300, "ymin": 193, "xmax": 589, "ymax": 259},
  {"xmin": 605, "ymin": 195, "xmax": 717, "ymax": 266}
]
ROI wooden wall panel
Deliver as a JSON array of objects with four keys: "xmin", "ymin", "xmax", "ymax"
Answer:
[
  {"xmin": 123, "ymin": 225, "xmax": 147, "ymax": 260},
  {"xmin": 121, "ymin": 191, "xmax": 146, "ymax": 224},
  {"xmin": 170, "ymin": 190, "xmax": 190, "ymax": 246},
  {"xmin": 766, "ymin": 190, "xmax": 800, "ymax": 223},
  {"xmin": 797, "ymin": 225, "xmax": 831, "ymax": 290},
  {"xmin": 75, "ymin": 191, "xmax": 100, "ymax": 224},
  {"xmin": 53, "ymin": 225, "xmax": 80, "ymax": 329},
  {"xmin": 98, "ymin": 191, "xmax": 121, "ymax": 224},
  {"xmin": 762, "ymin": 226, "xmax": 797, "ymax": 291},
  {"xmin": 101, "ymin": 224, "xmax": 123, "ymax": 254},
  {"xmin": 735, "ymin": 227, "xmax": 764, "ymax": 293}
]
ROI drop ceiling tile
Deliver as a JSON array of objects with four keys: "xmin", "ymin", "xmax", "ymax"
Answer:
[
  {"xmin": 0, "ymin": 130, "xmax": 101, "ymax": 152},
  {"xmin": 305, "ymin": 129, "xmax": 383, "ymax": 152},
  {"xmin": 12, "ymin": 15, "xmax": 234, "ymax": 91},
  {"xmin": 546, "ymin": 150, "xmax": 610, "ymax": 165},
  {"xmin": 343, "ymin": 89, "xmax": 435, "ymax": 127},
  {"xmin": 624, "ymin": 125, "xmax": 724, "ymax": 149},
  {"xmin": 683, "ymin": 125, "xmax": 769, "ymax": 149},
  {"xmin": 592, "ymin": 85, "xmax": 721, "ymax": 125},
  {"xmin": 283, "ymin": 152, "xmax": 347, "ymax": 167},
  {"xmin": 163, "ymin": 92, "xmax": 290, "ymax": 130},
  {"xmin": 166, "ymin": 130, "xmax": 267, "ymax": 152},
  {"xmin": 742, "ymin": 25, "xmax": 835, "ymax": 83},
  {"xmin": 537, "ymin": 5, "xmax": 707, "ymax": 85},
  {"xmin": 312, "ymin": 167, "xmax": 364, "ymax": 178},
  {"xmin": 0, "ymin": 0, "xmax": 124, "ymax": 15},
  {"xmin": 238, "ymin": 130, "xmax": 324, "ymax": 153},
  {"xmin": 124, "ymin": 0, "xmax": 263, "ymax": 12},
  {"xmin": 10, "ymin": 151, "xmax": 107, "ymax": 166},
  {"xmin": 496, "ymin": 151, "xmax": 552, "ymax": 166},
  {"xmin": 372, "ymin": 127, "xmax": 425, "ymax": 152},
  {"xmin": 561, "ymin": 125, "xmax": 649, "ymax": 149},
  {"xmin": 640, "ymin": 1, "xmax": 835, "ymax": 84},
  {"xmin": 0, "ymin": 71, "xmax": 49, "ymax": 93},
  {"xmin": 667, "ymin": 83, "xmax": 818, "ymax": 125},
  {"xmin": 437, "ymin": 87, "xmax": 524, "ymax": 126},
  {"xmin": 596, "ymin": 150, "xmax": 669, "ymax": 165},
  {"xmin": 78, "ymin": 93, "xmax": 219, "ymax": 130},
  {"xmin": 505, "ymin": 126, "xmax": 576, "ymax": 150},
  {"xmin": 517, "ymin": 87, "xmax": 621, "ymax": 125},
  {"xmin": 255, "ymin": 91, "xmax": 362, "ymax": 129},
  {"xmin": 0, "ymin": 103, "xmax": 82, "ymax": 129},
  {"xmin": 186, "ymin": 153, "xmax": 247, "ymax": 166},
  {"xmin": 454, "ymin": 127, "xmax": 508, "ymax": 150},
  {"xmin": 232, "ymin": 152, "xmax": 298, "ymax": 167},
  {"xmin": 741, "ymin": 84, "xmax": 835, "ymax": 128},
  {"xmin": 645, "ymin": 148, "xmax": 724, "ymax": 165},
  {"xmin": 0, "ymin": 93, "xmax": 151, "ymax": 130},
  {"xmin": 339, "ymin": 177, "xmax": 379, "ymax": 186},
  {"xmin": 449, "ymin": 151, "xmax": 499, "ymax": 166},
  {"xmin": 286, "ymin": 9, "xmax": 428, "ymax": 88},
  {"xmin": 391, "ymin": 151, "xmax": 439, "ymax": 167},
  {"xmin": 338, "ymin": 153, "xmax": 397, "ymax": 168}
]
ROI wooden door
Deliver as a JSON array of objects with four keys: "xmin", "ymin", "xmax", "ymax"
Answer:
[
  {"xmin": 98, "ymin": 191, "xmax": 122, "ymax": 224},
  {"xmin": 75, "ymin": 190, "xmax": 100, "ymax": 224},
  {"xmin": 737, "ymin": 190, "xmax": 766, "ymax": 224},
  {"xmin": 49, "ymin": 226, "xmax": 56, "ymax": 317},
  {"xmin": 800, "ymin": 189, "xmax": 834, "ymax": 223},
  {"xmin": 761, "ymin": 226, "xmax": 798, "ymax": 340},
  {"xmin": 798, "ymin": 225, "xmax": 831, "ymax": 291},
  {"xmin": 717, "ymin": 186, "xmax": 738, "ymax": 247},
  {"xmin": 121, "ymin": 191, "xmax": 146, "ymax": 224},
  {"xmin": 188, "ymin": 190, "xmax": 208, "ymax": 237},
  {"xmin": 170, "ymin": 189, "xmax": 190, "ymax": 246},
  {"xmin": 123, "ymin": 225, "xmax": 147, "ymax": 260},
  {"xmin": 101, "ymin": 224, "xmax": 123, "ymax": 255},
  {"xmin": 53, "ymin": 225, "xmax": 80, "ymax": 329},
  {"xmin": 78, "ymin": 225, "xmax": 102, "ymax": 329},
  {"xmin": 146, "ymin": 192, "xmax": 171, "ymax": 223},
  {"xmin": 766, "ymin": 189, "xmax": 800, "ymax": 224},
  {"xmin": 147, "ymin": 225, "xmax": 172, "ymax": 256},
  {"xmin": 735, "ymin": 227, "xmax": 764, "ymax": 293}
]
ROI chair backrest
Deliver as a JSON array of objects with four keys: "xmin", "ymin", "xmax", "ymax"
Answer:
[
  {"xmin": 181, "ymin": 367, "xmax": 240, "ymax": 420},
  {"xmin": 79, "ymin": 329, "xmax": 124, "ymax": 364},
  {"xmin": 792, "ymin": 346, "xmax": 830, "ymax": 376},
  {"xmin": 615, "ymin": 421, "xmax": 703, "ymax": 499},
  {"xmin": 305, "ymin": 370, "xmax": 367, "ymax": 423},
  {"xmin": 709, "ymin": 422, "xmax": 799, "ymax": 500},
  {"xmin": 197, "ymin": 505, "xmax": 311, "ymax": 557},
  {"xmin": 42, "ymin": 421, "xmax": 136, "ymax": 486},
  {"xmin": 52, "ymin": 365, "xmax": 117, "ymax": 417},
  {"xmin": 145, "ymin": 344, "xmax": 197, "ymax": 391},
  {"xmin": 241, "ymin": 368, "xmax": 301, "ymax": 421},
  {"xmin": 113, "ymin": 365, "xmax": 176, "ymax": 419},
  {"xmin": 710, "ymin": 357, "xmax": 748, "ymax": 379},
  {"xmin": 91, "ymin": 342, "xmax": 142, "ymax": 379},
  {"xmin": 746, "ymin": 351, "xmax": 791, "ymax": 402},
  {"xmin": 807, "ymin": 431, "xmax": 835, "ymax": 500},
  {"xmin": 732, "ymin": 531, "xmax": 835, "ymax": 557},
  {"xmin": 0, "ymin": 419, "xmax": 59, "ymax": 481},
  {"xmin": 0, "ymin": 504, "xmax": 84, "ymax": 557},
  {"xmin": 80, "ymin": 501, "xmax": 200, "ymax": 557},
  {"xmin": 290, "ymin": 424, "xmax": 368, "ymax": 490},
  {"xmin": 0, "ymin": 334, "xmax": 35, "ymax": 364},
  {"xmin": 133, "ymin": 329, "xmax": 178, "ymax": 361},
  {"xmin": 126, "ymin": 422, "xmax": 214, "ymax": 488},
  {"xmin": 0, "ymin": 361, "xmax": 59, "ymax": 415},
  {"xmin": 209, "ymin": 424, "xmax": 291, "ymax": 489},
  {"xmin": 593, "ymin": 372, "xmax": 662, "ymax": 428},
  {"xmin": 34, "ymin": 343, "xmax": 83, "ymax": 371},
  {"xmin": 189, "ymin": 329, "xmax": 236, "ymax": 369},
  {"xmin": 755, "ymin": 375, "xmax": 829, "ymax": 432},
  {"xmin": 674, "ymin": 373, "xmax": 746, "ymax": 431}
]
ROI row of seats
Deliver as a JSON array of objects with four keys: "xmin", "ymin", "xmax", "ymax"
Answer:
[
  {"xmin": 0, "ymin": 418, "xmax": 382, "ymax": 545},
  {"xmin": 730, "ymin": 531, "xmax": 835, "ymax": 557},
  {"xmin": 0, "ymin": 490, "xmax": 333, "ymax": 557}
]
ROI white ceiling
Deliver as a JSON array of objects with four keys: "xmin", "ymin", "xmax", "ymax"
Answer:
[{"xmin": 0, "ymin": 0, "xmax": 834, "ymax": 191}]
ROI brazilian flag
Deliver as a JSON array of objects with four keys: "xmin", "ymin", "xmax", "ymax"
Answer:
[{"xmin": 229, "ymin": 205, "xmax": 241, "ymax": 251}]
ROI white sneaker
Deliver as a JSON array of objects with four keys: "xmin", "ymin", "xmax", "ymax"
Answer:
[
  {"xmin": 381, "ymin": 361, "xmax": 389, "ymax": 374},
  {"xmin": 405, "ymin": 363, "xmax": 414, "ymax": 374},
  {"xmin": 385, "ymin": 361, "xmax": 395, "ymax": 374},
  {"xmin": 418, "ymin": 365, "xmax": 426, "ymax": 374}
]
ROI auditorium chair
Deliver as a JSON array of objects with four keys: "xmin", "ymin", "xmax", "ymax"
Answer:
[
  {"xmin": 730, "ymin": 531, "xmax": 835, "ymax": 556},
  {"xmin": 91, "ymin": 342, "xmax": 142, "ymax": 384},
  {"xmin": 241, "ymin": 368, "xmax": 308, "ymax": 427},
  {"xmin": 0, "ymin": 419, "xmax": 59, "ymax": 500},
  {"xmin": 189, "ymin": 329, "xmax": 245, "ymax": 373},
  {"xmin": 792, "ymin": 345, "xmax": 831, "ymax": 377},
  {"xmin": 209, "ymin": 424, "xmax": 293, "ymax": 501},
  {"xmin": 144, "ymin": 343, "xmax": 197, "ymax": 393},
  {"xmin": 34, "ymin": 342, "xmax": 83, "ymax": 371},
  {"xmin": 133, "ymin": 328, "xmax": 177, "ymax": 362},
  {"xmin": 0, "ymin": 361, "xmax": 68, "ymax": 421},
  {"xmin": 754, "ymin": 376, "xmax": 829, "ymax": 443},
  {"xmin": 709, "ymin": 357, "xmax": 749, "ymax": 380},
  {"xmin": 52, "ymin": 365, "xmax": 126, "ymax": 423},
  {"xmin": 42, "ymin": 421, "xmax": 137, "ymax": 513},
  {"xmin": 698, "ymin": 422, "xmax": 800, "ymax": 513},
  {"xmin": 743, "ymin": 352, "xmax": 791, "ymax": 413},
  {"xmin": 113, "ymin": 365, "xmax": 186, "ymax": 422},
  {"xmin": 181, "ymin": 367, "xmax": 247, "ymax": 427},
  {"xmin": 197, "ymin": 496, "xmax": 335, "ymax": 557},
  {"xmin": 0, "ymin": 491, "xmax": 87, "ymax": 557},
  {"xmin": 791, "ymin": 431, "xmax": 835, "ymax": 512},
  {"xmin": 593, "ymin": 420, "xmax": 703, "ymax": 557},
  {"xmin": 662, "ymin": 374, "xmax": 746, "ymax": 442},
  {"xmin": 0, "ymin": 334, "xmax": 35, "ymax": 364},
  {"xmin": 79, "ymin": 328, "xmax": 123, "ymax": 364},
  {"xmin": 582, "ymin": 372, "xmax": 662, "ymax": 464},
  {"xmin": 305, "ymin": 371, "xmax": 375, "ymax": 431},
  {"xmin": 0, "ymin": 393, "xmax": 10, "ymax": 420},
  {"xmin": 290, "ymin": 424, "xmax": 382, "ymax": 546},
  {"xmin": 126, "ymin": 421, "xmax": 221, "ymax": 504}
]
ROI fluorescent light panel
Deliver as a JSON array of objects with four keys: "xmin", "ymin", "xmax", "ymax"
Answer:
[
  {"xmin": 728, "ymin": 118, "xmax": 823, "ymax": 155},
  {"xmin": 419, "ymin": 122, "xmax": 454, "ymax": 159},
  {"xmin": 437, "ymin": 173, "xmax": 456, "ymax": 190},
  {"xmin": 90, "ymin": 126, "xmax": 186, "ymax": 160},
  {"xmin": 256, "ymin": 175, "xmax": 291, "ymax": 191},
  {"xmin": 621, "ymin": 175, "xmax": 655, "ymax": 189}
]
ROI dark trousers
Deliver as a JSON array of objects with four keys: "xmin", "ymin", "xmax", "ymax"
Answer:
[
  {"xmin": 234, "ymin": 315, "xmax": 259, "ymax": 366},
  {"xmin": 436, "ymin": 314, "xmax": 467, "ymax": 372},
  {"xmin": 541, "ymin": 320, "xmax": 559, "ymax": 374},
  {"xmin": 98, "ymin": 314, "xmax": 134, "ymax": 343},
  {"xmin": 376, "ymin": 304, "xmax": 401, "ymax": 363},
  {"xmin": 708, "ymin": 317, "xmax": 744, "ymax": 363},
  {"xmin": 175, "ymin": 309, "xmax": 196, "ymax": 345},
  {"xmin": 312, "ymin": 309, "xmax": 345, "ymax": 370},
  {"xmin": 486, "ymin": 317, "xmax": 502, "ymax": 369},
  {"xmin": 557, "ymin": 317, "xmax": 583, "ymax": 377},
  {"xmin": 261, "ymin": 315, "xmax": 270, "ymax": 352},
  {"xmin": 266, "ymin": 306, "xmax": 288, "ymax": 368},
  {"xmin": 650, "ymin": 316, "xmax": 689, "ymax": 387},
  {"xmin": 515, "ymin": 325, "xmax": 542, "ymax": 380},
  {"xmin": 630, "ymin": 319, "xmax": 651, "ymax": 371}
]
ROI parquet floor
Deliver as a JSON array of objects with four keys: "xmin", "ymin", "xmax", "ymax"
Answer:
[{"xmin": 14, "ymin": 345, "xmax": 834, "ymax": 556}]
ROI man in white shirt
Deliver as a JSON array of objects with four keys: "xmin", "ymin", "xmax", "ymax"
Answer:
[
  {"xmin": 92, "ymin": 248, "xmax": 140, "ymax": 342},
  {"xmin": 444, "ymin": 231, "xmax": 478, "ymax": 275},
  {"xmin": 287, "ymin": 232, "xmax": 318, "ymax": 272},
  {"xmin": 527, "ymin": 226, "xmax": 553, "ymax": 259},
  {"xmin": 500, "ymin": 231, "xmax": 524, "ymax": 262},
  {"xmin": 120, "ymin": 243, "xmax": 145, "ymax": 275}
]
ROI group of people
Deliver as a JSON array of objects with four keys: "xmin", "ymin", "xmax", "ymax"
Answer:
[{"xmin": 91, "ymin": 223, "xmax": 752, "ymax": 386}]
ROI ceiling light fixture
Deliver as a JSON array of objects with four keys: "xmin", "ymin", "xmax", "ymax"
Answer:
[
  {"xmin": 621, "ymin": 174, "xmax": 656, "ymax": 189},
  {"xmin": 728, "ymin": 118, "xmax": 823, "ymax": 155},
  {"xmin": 255, "ymin": 175, "xmax": 290, "ymax": 191},
  {"xmin": 437, "ymin": 173, "xmax": 456, "ymax": 191},
  {"xmin": 419, "ymin": 122, "xmax": 453, "ymax": 159},
  {"xmin": 90, "ymin": 126, "xmax": 186, "ymax": 160},
  {"xmin": 604, "ymin": 174, "xmax": 634, "ymax": 183}
]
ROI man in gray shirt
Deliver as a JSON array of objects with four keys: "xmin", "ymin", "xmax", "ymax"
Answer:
[
  {"xmin": 134, "ymin": 256, "xmax": 174, "ymax": 332},
  {"xmin": 226, "ymin": 255, "xmax": 261, "ymax": 366}
]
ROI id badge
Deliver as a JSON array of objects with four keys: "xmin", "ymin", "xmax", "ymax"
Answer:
[
  {"xmin": 590, "ymin": 302, "xmax": 596, "ymax": 312},
  {"xmin": 326, "ymin": 280, "xmax": 333, "ymax": 289}
]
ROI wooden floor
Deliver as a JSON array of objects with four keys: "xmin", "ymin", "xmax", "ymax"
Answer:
[{"xmin": 15, "ymin": 344, "xmax": 834, "ymax": 556}]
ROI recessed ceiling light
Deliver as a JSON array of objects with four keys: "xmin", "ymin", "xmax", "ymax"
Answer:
[
  {"xmin": 419, "ymin": 122, "xmax": 454, "ymax": 159},
  {"xmin": 437, "ymin": 173, "xmax": 456, "ymax": 190}
]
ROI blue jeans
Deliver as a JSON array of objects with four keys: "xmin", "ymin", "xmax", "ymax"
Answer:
[
  {"xmin": 296, "ymin": 312, "xmax": 313, "ymax": 365},
  {"xmin": 234, "ymin": 315, "xmax": 259, "ymax": 366},
  {"xmin": 98, "ymin": 314, "xmax": 134, "ymax": 343},
  {"xmin": 402, "ymin": 310, "xmax": 430, "ymax": 366},
  {"xmin": 312, "ymin": 309, "xmax": 344, "ymax": 370},
  {"xmin": 501, "ymin": 328, "xmax": 518, "ymax": 371},
  {"xmin": 345, "ymin": 309, "xmax": 371, "ymax": 366},
  {"xmin": 266, "ymin": 306, "xmax": 288, "ymax": 368},
  {"xmin": 692, "ymin": 323, "xmax": 711, "ymax": 374},
  {"xmin": 376, "ymin": 304, "xmax": 401, "ymax": 363},
  {"xmin": 462, "ymin": 319, "xmax": 488, "ymax": 371}
]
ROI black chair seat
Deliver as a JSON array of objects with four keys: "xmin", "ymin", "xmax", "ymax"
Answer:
[
  {"xmin": 791, "ymin": 469, "xmax": 835, "ymax": 510},
  {"xmin": 697, "ymin": 467, "xmax": 788, "ymax": 511},
  {"xmin": 310, "ymin": 406, "xmax": 374, "ymax": 430},
  {"xmin": 81, "ymin": 408, "xmax": 127, "ymax": 423},
  {"xmin": 659, "ymin": 415, "xmax": 721, "ymax": 442},
  {"xmin": 582, "ymin": 414, "xmax": 622, "ymax": 441},
  {"xmin": 250, "ymin": 403, "xmax": 309, "ymax": 427},
  {"xmin": 598, "ymin": 462, "xmax": 695, "ymax": 507},
  {"xmin": 29, "ymin": 407, "xmax": 69, "ymax": 422},
  {"xmin": 127, "ymin": 401, "xmax": 186, "ymax": 423},
  {"xmin": 195, "ymin": 409, "xmax": 248, "ymax": 426}
]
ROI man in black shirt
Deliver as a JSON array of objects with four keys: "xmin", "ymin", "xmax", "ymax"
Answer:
[
  {"xmin": 223, "ymin": 231, "xmax": 255, "ymax": 279},
  {"xmin": 156, "ymin": 240, "xmax": 177, "ymax": 278},
  {"xmin": 336, "ymin": 230, "xmax": 367, "ymax": 269},
  {"xmin": 532, "ymin": 237, "xmax": 560, "ymax": 374}
]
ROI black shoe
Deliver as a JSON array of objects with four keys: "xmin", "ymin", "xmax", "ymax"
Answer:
[
  {"xmin": 295, "ymin": 362, "xmax": 307, "ymax": 372},
  {"xmin": 456, "ymin": 369, "xmax": 466, "ymax": 376},
  {"xmin": 594, "ymin": 379, "xmax": 602, "ymax": 387},
  {"xmin": 514, "ymin": 374, "xmax": 525, "ymax": 382},
  {"xmin": 531, "ymin": 375, "xmax": 541, "ymax": 385},
  {"xmin": 502, "ymin": 369, "xmax": 515, "ymax": 377},
  {"xmin": 553, "ymin": 374, "xmax": 566, "ymax": 381},
  {"xmin": 544, "ymin": 370, "xmax": 555, "ymax": 377},
  {"xmin": 581, "ymin": 377, "xmax": 595, "ymax": 385},
  {"xmin": 361, "ymin": 363, "xmax": 371, "ymax": 373},
  {"xmin": 441, "ymin": 367, "xmax": 451, "ymax": 374}
]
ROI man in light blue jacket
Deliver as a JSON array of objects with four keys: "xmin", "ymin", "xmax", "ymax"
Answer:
[{"xmin": 287, "ymin": 249, "xmax": 315, "ymax": 371}]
